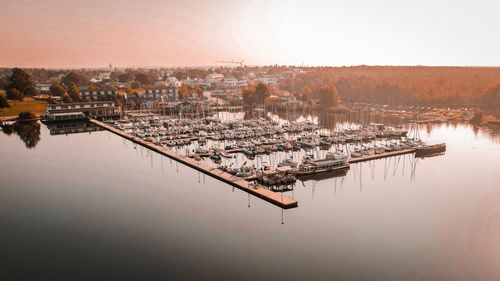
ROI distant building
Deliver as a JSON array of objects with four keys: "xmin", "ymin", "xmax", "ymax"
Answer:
[
  {"xmin": 256, "ymin": 74, "xmax": 277, "ymax": 86},
  {"xmin": 237, "ymin": 79, "xmax": 248, "ymax": 88},
  {"xmin": 34, "ymin": 83, "xmax": 50, "ymax": 92},
  {"xmin": 222, "ymin": 76, "xmax": 238, "ymax": 88},
  {"xmin": 142, "ymin": 87, "xmax": 178, "ymax": 101},
  {"xmin": 79, "ymin": 90, "xmax": 118, "ymax": 100},
  {"xmin": 181, "ymin": 77, "xmax": 207, "ymax": 87},
  {"xmin": 166, "ymin": 77, "xmax": 182, "ymax": 87},
  {"xmin": 124, "ymin": 90, "xmax": 142, "ymax": 105},
  {"xmin": 205, "ymin": 73, "xmax": 224, "ymax": 86}
]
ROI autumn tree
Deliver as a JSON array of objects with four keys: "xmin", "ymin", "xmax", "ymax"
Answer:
[
  {"xmin": 195, "ymin": 84, "xmax": 203, "ymax": 99},
  {"xmin": 26, "ymin": 86, "xmax": 40, "ymax": 96},
  {"xmin": 316, "ymin": 84, "xmax": 339, "ymax": 109},
  {"xmin": 61, "ymin": 93, "xmax": 72, "ymax": 103},
  {"xmin": 131, "ymin": 81, "xmax": 141, "ymax": 89},
  {"xmin": 254, "ymin": 83, "xmax": 270, "ymax": 105},
  {"xmin": 18, "ymin": 111, "xmax": 36, "ymax": 120},
  {"xmin": 115, "ymin": 91, "xmax": 125, "ymax": 107},
  {"xmin": 115, "ymin": 98, "xmax": 123, "ymax": 108},
  {"xmin": 88, "ymin": 83, "xmax": 97, "ymax": 91},
  {"xmin": 242, "ymin": 86, "xmax": 257, "ymax": 106},
  {"xmin": 67, "ymin": 82, "xmax": 80, "ymax": 101},
  {"xmin": 7, "ymin": 88, "xmax": 24, "ymax": 103},
  {"xmin": 110, "ymin": 71, "xmax": 122, "ymax": 81},
  {"xmin": 6, "ymin": 68, "xmax": 34, "ymax": 95},
  {"xmin": 118, "ymin": 73, "xmax": 133, "ymax": 83},
  {"xmin": 0, "ymin": 93, "xmax": 10, "ymax": 110},
  {"xmin": 0, "ymin": 77, "xmax": 8, "ymax": 90},
  {"xmin": 178, "ymin": 84, "xmax": 190, "ymax": 99},
  {"xmin": 135, "ymin": 73, "xmax": 153, "ymax": 85},
  {"xmin": 129, "ymin": 100, "xmax": 137, "ymax": 109},
  {"xmin": 49, "ymin": 83, "xmax": 66, "ymax": 96},
  {"xmin": 61, "ymin": 71, "xmax": 88, "ymax": 87},
  {"xmin": 173, "ymin": 71, "xmax": 189, "ymax": 80},
  {"xmin": 301, "ymin": 86, "xmax": 312, "ymax": 102},
  {"xmin": 470, "ymin": 108, "xmax": 484, "ymax": 124}
]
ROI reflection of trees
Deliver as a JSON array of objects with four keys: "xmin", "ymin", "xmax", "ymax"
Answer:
[
  {"xmin": 318, "ymin": 112, "xmax": 338, "ymax": 130},
  {"xmin": 1, "ymin": 124, "xmax": 14, "ymax": 135},
  {"xmin": 475, "ymin": 124, "xmax": 500, "ymax": 143},
  {"xmin": 1, "ymin": 121, "xmax": 41, "ymax": 148},
  {"xmin": 427, "ymin": 123, "xmax": 433, "ymax": 134}
]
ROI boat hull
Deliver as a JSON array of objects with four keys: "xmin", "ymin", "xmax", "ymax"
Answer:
[
  {"xmin": 415, "ymin": 143, "xmax": 446, "ymax": 157},
  {"xmin": 295, "ymin": 165, "xmax": 350, "ymax": 180}
]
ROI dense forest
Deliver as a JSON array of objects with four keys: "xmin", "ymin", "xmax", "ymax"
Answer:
[{"xmin": 279, "ymin": 66, "xmax": 500, "ymax": 112}]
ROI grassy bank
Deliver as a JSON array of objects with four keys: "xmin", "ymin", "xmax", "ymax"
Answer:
[{"xmin": 0, "ymin": 97, "xmax": 47, "ymax": 117}]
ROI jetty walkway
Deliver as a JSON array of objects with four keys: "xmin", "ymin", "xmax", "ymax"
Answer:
[
  {"xmin": 89, "ymin": 119, "xmax": 298, "ymax": 209},
  {"xmin": 348, "ymin": 148, "xmax": 415, "ymax": 164}
]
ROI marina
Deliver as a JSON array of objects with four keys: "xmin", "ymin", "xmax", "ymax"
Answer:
[
  {"xmin": 81, "ymin": 109, "xmax": 447, "ymax": 209},
  {"xmin": 2, "ymin": 1, "xmax": 499, "ymax": 279}
]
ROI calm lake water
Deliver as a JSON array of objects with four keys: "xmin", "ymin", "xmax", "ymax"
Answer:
[{"xmin": 1, "ymin": 120, "xmax": 499, "ymax": 281}]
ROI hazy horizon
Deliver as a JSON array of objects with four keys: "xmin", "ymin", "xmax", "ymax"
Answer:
[{"xmin": 2, "ymin": 0, "xmax": 500, "ymax": 68}]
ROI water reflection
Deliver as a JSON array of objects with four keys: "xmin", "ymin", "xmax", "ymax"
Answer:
[
  {"xmin": 1, "ymin": 116, "xmax": 500, "ymax": 280},
  {"xmin": 45, "ymin": 121, "xmax": 103, "ymax": 135},
  {"xmin": 1, "ymin": 121, "xmax": 41, "ymax": 148},
  {"xmin": 298, "ymin": 168, "xmax": 348, "ymax": 182}
]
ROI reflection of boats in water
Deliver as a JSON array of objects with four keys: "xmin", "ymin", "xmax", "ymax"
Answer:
[
  {"xmin": 295, "ymin": 152, "xmax": 350, "ymax": 179},
  {"xmin": 415, "ymin": 151, "xmax": 446, "ymax": 159},
  {"xmin": 297, "ymin": 168, "xmax": 348, "ymax": 181},
  {"xmin": 415, "ymin": 143, "xmax": 446, "ymax": 157}
]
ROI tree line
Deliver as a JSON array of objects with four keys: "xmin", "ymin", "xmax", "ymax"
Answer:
[{"xmin": 279, "ymin": 66, "xmax": 500, "ymax": 111}]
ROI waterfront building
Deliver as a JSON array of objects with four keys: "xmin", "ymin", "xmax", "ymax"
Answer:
[
  {"xmin": 142, "ymin": 87, "xmax": 178, "ymax": 101},
  {"xmin": 45, "ymin": 101, "xmax": 119, "ymax": 120},
  {"xmin": 79, "ymin": 90, "xmax": 118, "ymax": 100}
]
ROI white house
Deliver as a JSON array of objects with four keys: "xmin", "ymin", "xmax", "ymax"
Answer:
[
  {"xmin": 166, "ymin": 77, "xmax": 182, "ymax": 87},
  {"xmin": 256, "ymin": 74, "xmax": 277, "ymax": 86},
  {"xmin": 35, "ymin": 83, "xmax": 50, "ymax": 91},
  {"xmin": 98, "ymin": 72, "xmax": 111, "ymax": 80},
  {"xmin": 205, "ymin": 73, "xmax": 224, "ymax": 86},
  {"xmin": 222, "ymin": 76, "xmax": 238, "ymax": 88}
]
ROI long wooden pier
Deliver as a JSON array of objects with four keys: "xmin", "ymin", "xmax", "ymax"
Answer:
[
  {"xmin": 89, "ymin": 119, "xmax": 298, "ymax": 209},
  {"xmin": 348, "ymin": 148, "xmax": 415, "ymax": 164}
]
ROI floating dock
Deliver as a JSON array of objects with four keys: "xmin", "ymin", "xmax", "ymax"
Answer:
[
  {"xmin": 348, "ymin": 148, "xmax": 415, "ymax": 164},
  {"xmin": 89, "ymin": 119, "xmax": 298, "ymax": 209}
]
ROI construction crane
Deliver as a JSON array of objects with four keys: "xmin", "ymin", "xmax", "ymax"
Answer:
[{"xmin": 215, "ymin": 60, "xmax": 245, "ymax": 67}]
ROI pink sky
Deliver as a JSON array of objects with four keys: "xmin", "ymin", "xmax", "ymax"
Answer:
[
  {"xmin": 2, "ymin": 0, "xmax": 499, "ymax": 68},
  {"xmin": 1, "ymin": 0, "xmax": 249, "ymax": 68}
]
